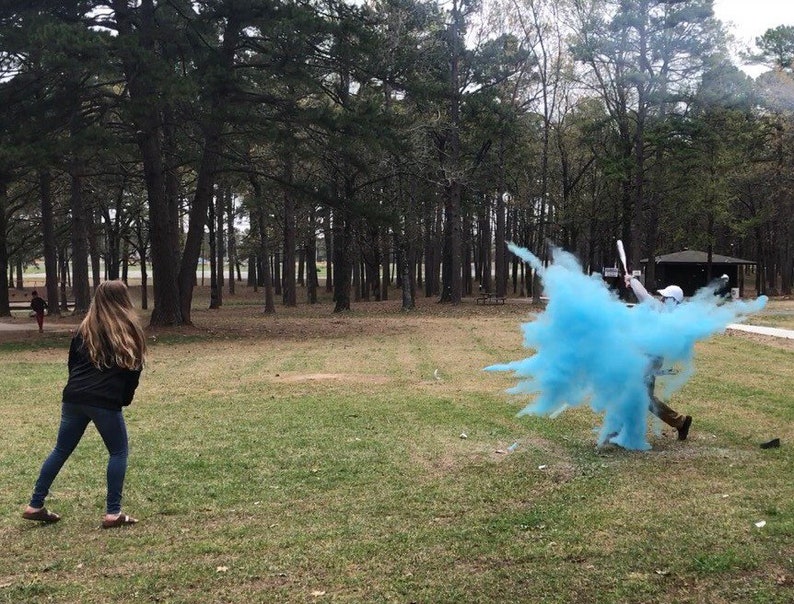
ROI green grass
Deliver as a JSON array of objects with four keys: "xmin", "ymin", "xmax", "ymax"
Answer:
[
  {"xmin": 754, "ymin": 300, "xmax": 794, "ymax": 330},
  {"xmin": 0, "ymin": 298, "xmax": 792, "ymax": 603}
]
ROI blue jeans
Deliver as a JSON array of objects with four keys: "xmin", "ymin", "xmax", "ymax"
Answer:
[{"xmin": 30, "ymin": 402, "xmax": 129, "ymax": 515}]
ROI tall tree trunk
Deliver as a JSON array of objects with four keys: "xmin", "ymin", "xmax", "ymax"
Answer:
[
  {"xmin": 247, "ymin": 256, "xmax": 257, "ymax": 288},
  {"xmin": 131, "ymin": 208, "xmax": 149, "ymax": 310},
  {"xmin": 144, "ymin": 125, "xmax": 182, "ymax": 325},
  {"xmin": 208, "ymin": 189, "xmax": 220, "ymax": 309},
  {"xmin": 105, "ymin": 188, "xmax": 122, "ymax": 281},
  {"xmin": 282, "ymin": 155, "xmax": 297, "ymax": 306},
  {"xmin": 178, "ymin": 132, "xmax": 222, "ymax": 322},
  {"xmin": 273, "ymin": 250, "xmax": 282, "ymax": 297},
  {"xmin": 296, "ymin": 251, "xmax": 304, "ymax": 287},
  {"xmin": 112, "ymin": 0, "xmax": 182, "ymax": 325},
  {"xmin": 258, "ymin": 212, "xmax": 275, "ymax": 314},
  {"xmin": 69, "ymin": 165, "xmax": 91, "ymax": 313},
  {"xmin": 332, "ymin": 203, "xmax": 352, "ymax": 312},
  {"xmin": 39, "ymin": 169, "xmax": 60, "ymax": 316},
  {"xmin": 59, "ymin": 247, "xmax": 69, "ymax": 311},
  {"xmin": 440, "ymin": 181, "xmax": 462, "ymax": 304},
  {"xmin": 249, "ymin": 175, "xmax": 274, "ymax": 312},
  {"xmin": 322, "ymin": 206, "xmax": 333, "ymax": 292},
  {"xmin": 176, "ymin": 13, "xmax": 242, "ymax": 321},
  {"xmin": 482, "ymin": 200, "xmax": 493, "ymax": 293},
  {"xmin": 297, "ymin": 247, "xmax": 305, "ymax": 286},
  {"xmin": 138, "ymin": 230, "xmax": 149, "ymax": 311},
  {"xmin": 381, "ymin": 228, "xmax": 389, "ymax": 301},
  {"xmin": 121, "ymin": 242, "xmax": 128, "ymax": 283},
  {"xmin": 15, "ymin": 259, "xmax": 23, "ymax": 289},
  {"xmin": 423, "ymin": 200, "xmax": 434, "ymax": 297},
  {"xmin": 306, "ymin": 207, "xmax": 318, "ymax": 304},
  {"xmin": 227, "ymin": 187, "xmax": 236, "ymax": 295},
  {"xmin": 88, "ymin": 205, "xmax": 101, "ymax": 290},
  {"xmin": 216, "ymin": 187, "xmax": 225, "ymax": 293},
  {"xmin": 439, "ymin": 0, "xmax": 464, "ymax": 305},
  {"xmin": 459, "ymin": 213, "xmax": 467, "ymax": 297},
  {"xmin": 369, "ymin": 225, "xmax": 381, "ymax": 301},
  {"xmin": 399, "ymin": 230, "xmax": 415, "ymax": 311},
  {"xmin": 353, "ymin": 255, "xmax": 362, "ymax": 302},
  {"xmin": 495, "ymin": 143, "xmax": 507, "ymax": 297},
  {"xmin": 0, "ymin": 178, "xmax": 9, "ymax": 316}
]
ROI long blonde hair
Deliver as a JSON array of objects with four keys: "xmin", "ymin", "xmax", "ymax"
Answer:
[{"xmin": 77, "ymin": 280, "xmax": 147, "ymax": 370}]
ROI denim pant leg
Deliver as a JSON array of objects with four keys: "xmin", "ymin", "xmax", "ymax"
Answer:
[
  {"xmin": 30, "ymin": 403, "xmax": 91, "ymax": 509},
  {"xmin": 84, "ymin": 406, "xmax": 129, "ymax": 515}
]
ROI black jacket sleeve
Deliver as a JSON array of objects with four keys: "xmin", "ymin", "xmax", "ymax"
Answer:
[
  {"xmin": 68, "ymin": 335, "xmax": 80, "ymax": 373},
  {"xmin": 122, "ymin": 369, "xmax": 142, "ymax": 406}
]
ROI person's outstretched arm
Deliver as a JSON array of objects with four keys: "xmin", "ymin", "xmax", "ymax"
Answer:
[{"xmin": 625, "ymin": 275, "xmax": 657, "ymax": 305}]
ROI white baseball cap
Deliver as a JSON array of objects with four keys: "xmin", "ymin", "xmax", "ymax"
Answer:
[{"xmin": 657, "ymin": 285, "xmax": 684, "ymax": 303}]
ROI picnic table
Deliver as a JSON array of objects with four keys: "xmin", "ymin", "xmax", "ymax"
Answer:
[{"xmin": 476, "ymin": 292, "xmax": 506, "ymax": 305}]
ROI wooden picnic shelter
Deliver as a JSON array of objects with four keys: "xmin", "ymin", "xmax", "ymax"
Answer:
[{"xmin": 640, "ymin": 250, "xmax": 756, "ymax": 297}]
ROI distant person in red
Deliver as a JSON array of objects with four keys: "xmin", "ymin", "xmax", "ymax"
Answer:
[{"xmin": 30, "ymin": 290, "xmax": 47, "ymax": 333}]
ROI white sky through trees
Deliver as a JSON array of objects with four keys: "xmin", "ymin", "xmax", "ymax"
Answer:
[{"xmin": 713, "ymin": 0, "xmax": 794, "ymax": 75}]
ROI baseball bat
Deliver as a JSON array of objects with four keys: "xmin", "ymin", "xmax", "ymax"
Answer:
[{"xmin": 616, "ymin": 239, "xmax": 628, "ymax": 275}]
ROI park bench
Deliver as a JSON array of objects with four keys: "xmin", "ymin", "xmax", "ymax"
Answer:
[
  {"xmin": 8, "ymin": 301, "xmax": 34, "ymax": 311},
  {"xmin": 476, "ymin": 292, "xmax": 506, "ymax": 305},
  {"xmin": 8, "ymin": 300, "xmax": 73, "ymax": 311}
]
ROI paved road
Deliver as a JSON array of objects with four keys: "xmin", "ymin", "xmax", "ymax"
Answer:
[
  {"xmin": 0, "ymin": 321, "xmax": 69, "ymax": 333},
  {"xmin": 726, "ymin": 323, "xmax": 794, "ymax": 339}
]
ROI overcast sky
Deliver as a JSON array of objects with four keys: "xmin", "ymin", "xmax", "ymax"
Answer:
[{"xmin": 712, "ymin": 0, "xmax": 794, "ymax": 74}]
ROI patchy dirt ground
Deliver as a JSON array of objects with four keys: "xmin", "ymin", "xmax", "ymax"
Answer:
[
  {"xmin": 1, "ymin": 285, "xmax": 533, "ymax": 341},
  {"xmin": 2, "ymin": 285, "xmax": 793, "ymax": 351}
]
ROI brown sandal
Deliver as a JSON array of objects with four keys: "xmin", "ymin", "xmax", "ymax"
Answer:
[
  {"xmin": 22, "ymin": 508, "xmax": 60, "ymax": 523},
  {"xmin": 101, "ymin": 514, "xmax": 138, "ymax": 529}
]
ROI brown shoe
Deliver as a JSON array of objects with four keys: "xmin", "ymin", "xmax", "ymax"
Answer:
[
  {"xmin": 22, "ymin": 507, "xmax": 60, "ymax": 523},
  {"xmin": 677, "ymin": 416, "xmax": 692, "ymax": 441},
  {"xmin": 101, "ymin": 513, "xmax": 138, "ymax": 529}
]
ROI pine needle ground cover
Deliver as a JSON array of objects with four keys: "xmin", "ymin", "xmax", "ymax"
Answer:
[{"xmin": 1, "ymin": 295, "xmax": 792, "ymax": 603}]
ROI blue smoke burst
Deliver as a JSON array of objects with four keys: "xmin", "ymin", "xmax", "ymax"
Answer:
[{"xmin": 485, "ymin": 243, "xmax": 768, "ymax": 450}]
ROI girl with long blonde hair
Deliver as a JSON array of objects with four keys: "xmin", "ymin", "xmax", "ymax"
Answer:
[{"xmin": 23, "ymin": 280, "xmax": 147, "ymax": 528}]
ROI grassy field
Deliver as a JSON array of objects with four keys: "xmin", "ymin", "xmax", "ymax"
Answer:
[
  {"xmin": 1, "ymin": 288, "xmax": 792, "ymax": 603},
  {"xmin": 751, "ymin": 299, "xmax": 794, "ymax": 330}
]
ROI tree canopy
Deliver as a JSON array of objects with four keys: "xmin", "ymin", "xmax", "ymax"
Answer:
[{"xmin": 2, "ymin": 0, "xmax": 792, "ymax": 321}]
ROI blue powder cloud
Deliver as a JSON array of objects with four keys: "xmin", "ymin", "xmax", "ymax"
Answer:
[{"xmin": 485, "ymin": 243, "xmax": 768, "ymax": 450}]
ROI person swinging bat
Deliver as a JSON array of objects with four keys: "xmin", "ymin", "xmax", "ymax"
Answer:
[{"xmin": 618, "ymin": 240, "xmax": 693, "ymax": 441}]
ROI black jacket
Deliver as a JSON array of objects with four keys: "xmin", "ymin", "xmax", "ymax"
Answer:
[
  {"xmin": 30, "ymin": 296, "xmax": 47, "ymax": 313},
  {"xmin": 62, "ymin": 334, "xmax": 142, "ymax": 410}
]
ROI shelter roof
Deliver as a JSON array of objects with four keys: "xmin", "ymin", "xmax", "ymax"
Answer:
[{"xmin": 641, "ymin": 250, "xmax": 756, "ymax": 265}]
